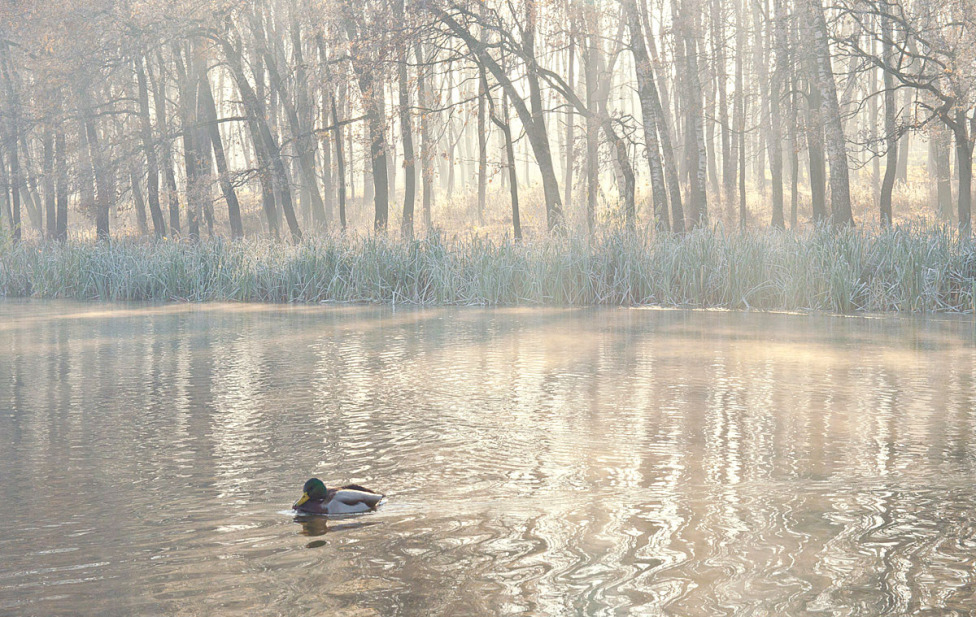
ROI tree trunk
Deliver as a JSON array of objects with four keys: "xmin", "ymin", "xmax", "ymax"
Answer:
[
  {"xmin": 933, "ymin": 125, "xmax": 952, "ymax": 220},
  {"xmin": 734, "ymin": 0, "xmax": 747, "ymax": 228},
  {"xmin": 880, "ymin": 7, "xmax": 897, "ymax": 228},
  {"xmin": 398, "ymin": 8, "xmax": 416, "ymax": 240},
  {"xmin": 2, "ymin": 75, "xmax": 21, "ymax": 241},
  {"xmin": 487, "ymin": 81, "xmax": 522, "ymax": 241},
  {"xmin": 136, "ymin": 57, "xmax": 166, "ymax": 236},
  {"xmin": 149, "ymin": 52, "xmax": 182, "ymax": 235},
  {"xmin": 437, "ymin": 7, "xmax": 564, "ymax": 232},
  {"xmin": 344, "ymin": 18, "xmax": 390, "ymax": 232},
  {"xmin": 477, "ymin": 69, "xmax": 487, "ymax": 225},
  {"xmin": 332, "ymin": 98, "xmax": 347, "ymax": 230},
  {"xmin": 675, "ymin": 0, "xmax": 708, "ymax": 227},
  {"xmin": 896, "ymin": 88, "xmax": 910, "ymax": 183},
  {"xmin": 198, "ymin": 70, "xmax": 244, "ymax": 238},
  {"xmin": 805, "ymin": 0, "xmax": 852, "ymax": 226},
  {"xmin": 85, "ymin": 113, "xmax": 112, "ymax": 241},
  {"xmin": 564, "ymin": 35, "xmax": 575, "ymax": 213},
  {"xmin": 415, "ymin": 42, "xmax": 434, "ymax": 230},
  {"xmin": 522, "ymin": 0, "xmax": 564, "ymax": 231},
  {"xmin": 714, "ymin": 0, "xmax": 733, "ymax": 209},
  {"xmin": 953, "ymin": 115, "xmax": 972, "ymax": 234},
  {"xmin": 55, "ymin": 127, "xmax": 67, "ymax": 241},
  {"xmin": 173, "ymin": 44, "xmax": 202, "ymax": 239},
  {"xmin": 289, "ymin": 18, "xmax": 326, "ymax": 229},
  {"xmin": 254, "ymin": 15, "xmax": 325, "ymax": 230},
  {"xmin": 42, "ymin": 126, "xmax": 56, "ymax": 239},
  {"xmin": 625, "ymin": 0, "xmax": 669, "ymax": 231},
  {"xmin": 584, "ymin": 30, "xmax": 599, "ymax": 234},
  {"xmin": 130, "ymin": 166, "xmax": 149, "ymax": 235},
  {"xmin": 216, "ymin": 35, "xmax": 302, "ymax": 240},
  {"xmin": 9, "ymin": 136, "xmax": 20, "ymax": 242},
  {"xmin": 768, "ymin": 0, "xmax": 787, "ymax": 229}
]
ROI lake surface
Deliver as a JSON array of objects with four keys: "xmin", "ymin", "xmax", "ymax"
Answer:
[{"xmin": 1, "ymin": 302, "xmax": 975, "ymax": 616}]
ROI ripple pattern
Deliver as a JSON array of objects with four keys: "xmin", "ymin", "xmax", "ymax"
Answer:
[{"xmin": 1, "ymin": 303, "xmax": 975, "ymax": 615}]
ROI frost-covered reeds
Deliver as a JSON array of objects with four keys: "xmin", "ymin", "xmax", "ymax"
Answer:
[{"xmin": 2, "ymin": 226, "xmax": 975, "ymax": 312}]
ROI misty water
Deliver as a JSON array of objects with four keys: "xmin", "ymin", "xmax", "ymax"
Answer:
[{"xmin": 2, "ymin": 302, "xmax": 975, "ymax": 616}]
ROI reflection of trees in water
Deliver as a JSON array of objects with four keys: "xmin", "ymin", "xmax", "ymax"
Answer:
[{"xmin": 4, "ymin": 306, "xmax": 976, "ymax": 614}]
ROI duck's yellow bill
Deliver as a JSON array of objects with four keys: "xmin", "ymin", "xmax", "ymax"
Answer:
[{"xmin": 293, "ymin": 492, "xmax": 310, "ymax": 508}]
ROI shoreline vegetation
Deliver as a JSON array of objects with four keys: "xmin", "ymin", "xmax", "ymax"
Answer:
[{"xmin": 1, "ymin": 227, "xmax": 975, "ymax": 314}]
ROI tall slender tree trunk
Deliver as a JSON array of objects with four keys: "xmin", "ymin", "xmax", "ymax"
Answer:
[
  {"xmin": 715, "ymin": 0, "xmax": 733, "ymax": 209},
  {"xmin": 880, "ymin": 5, "xmax": 897, "ymax": 228},
  {"xmin": 896, "ymin": 88, "xmax": 910, "ymax": 182},
  {"xmin": 952, "ymin": 115, "xmax": 972, "ymax": 233},
  {"xmin": 675, "ymin": 0, "xmax": 708, "ymax": 227},
  {"xmin": 130, "ymin": 165, "xmax": 149, "ymax": 234},
  {"xmin": 869, "ymin": 37, "xmax": 880, "ymax": 204},
  {"xmin": 477, "ymin": 18, "xmax": 488, "ymax": 225},
  {"xmin": 42, "ymin": 126, "xmax": 56, "ymax": 239},
  {"xmin": 289, "ymin": 18, "xmax": 326, "ymax": 229},
  {"xmin": 344, "ymin": 18, "xmax": 390, "ymax": 232},
  {"xmin": 788, "ymin": 78, "xmax": 799, "ymax": 229},
  {"xmin": 768, "ymin": 0, "xmax": 787, "ymax": 229},
  {"xmin": 85, "ymin": 113, "xmax": 112, "ymax": 241},
  {"xmin": 9, "ymin": 136, "xmax": 20, "ymax": 242},
  {"xmin": 805, "ymin": 0, "xmax": 852, "ymax": 226},
  {"xmin": 564, "ymin": 34, "xmax": 575, "ymax": 212},
  {"xmin": 332, "ymin": 98, "xmax": 347, "ymax": 230},
  {"xmin": 54, "ymin": 127, "xmax": 67, "ymax": 241},
  {"xmin": 149, "ymin": 52, "xmax": 181, "ymax": 235},
  {"xmin": 20, "ymin": 135, "xmax": 43, "ymax": 232},
  {"xmin": 584, "ymin": 29, "xmax": 599, "ymax": 234},
  {"xmin": 933, "ymin": 124, "xmax": 952, "ymax": 220},
  {"xmin": 625, "ymin": 0, "xmax": 669, "ymax": 230},
  {"xmin": 2, "ymin": 63, "xmax": 21, "ymax": 242},
  {"xmin": 446, "ymin": 63, "xmax": 456, "ymax": 195},
  {"xmin": 734, "ymin": 0, "xmax": 747, "ymax": 228},
  {"xmin": 415, "ymin": 42, "xmax": 434, "ymax": 230},
  {"xmin": 199, "ymin": 70, "xmax": 244, "ymax": 238},
  {"xmin": 522, "ymin": 0, "xmax": 564, "ymax": 231},
  {"xmin": 174, "ymin": 44, "xmax": 202, "ymax": 239},
  {"xmin": 398, "ymin": 3, "xmax": 416, "ymax": 240},
  {"xmin": 136, "ymin": 56, "xmax": 166, "ymax": 236},
  {"xmin": 481, "ymin": 67, "xmax": 521, "ymax": 240}
]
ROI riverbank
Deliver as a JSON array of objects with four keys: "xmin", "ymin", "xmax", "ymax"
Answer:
[{"xmin": 1, "ymin": 228, "xmax": 974, "ymax": 312}]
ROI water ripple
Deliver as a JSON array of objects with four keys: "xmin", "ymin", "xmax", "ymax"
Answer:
[{"xmin": 1, "ymin": 303, "xmax": 975, "ymax": 615}]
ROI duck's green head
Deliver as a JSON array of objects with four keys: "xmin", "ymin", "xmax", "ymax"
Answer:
[{"xmin": 294, "ymin": 478, "xmax": 327, "ymax": 508}]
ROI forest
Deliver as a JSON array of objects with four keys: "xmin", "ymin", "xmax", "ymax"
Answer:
[{"xmin": 0, "ymin": 0, "xmax": 975, "ymax": 309}]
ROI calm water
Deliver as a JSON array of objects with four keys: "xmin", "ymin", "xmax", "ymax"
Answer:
[{"xmin": 1, "ymin": 302, "xmax": 976, "ymax": 616}]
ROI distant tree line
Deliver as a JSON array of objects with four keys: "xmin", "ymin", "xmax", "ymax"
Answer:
[{"xmin": 0, "ymin": 0, "xmax": 972, "ymax": 243}]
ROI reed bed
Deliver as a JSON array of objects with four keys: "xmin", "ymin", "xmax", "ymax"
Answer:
[{"xmin": 2, "ymin": 227, "xmax": 975, "ymax": 313}]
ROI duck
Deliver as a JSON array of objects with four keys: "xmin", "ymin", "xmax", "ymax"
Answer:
[{"xmin": 292, "ymin": 478, "xmax": 384, "ymax": 515}]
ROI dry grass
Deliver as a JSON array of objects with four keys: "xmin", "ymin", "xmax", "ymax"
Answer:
[{"xmin": 2, "ymin": 225, "xmax": 975, "ymax": 313}]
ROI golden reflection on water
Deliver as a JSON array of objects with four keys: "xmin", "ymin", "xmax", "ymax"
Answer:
[{"xmin": 1, "ymin": 301, "xmax": 975, "ymax": 615}]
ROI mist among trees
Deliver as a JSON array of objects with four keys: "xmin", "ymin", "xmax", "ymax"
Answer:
[{"xmin": 0, "ymin": 0, "xmax": 972, "ymax": 243}]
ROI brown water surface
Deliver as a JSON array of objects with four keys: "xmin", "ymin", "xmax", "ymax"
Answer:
[{"xmin": 1, "ymin": 302, "xmax": 975, "ymax": 616}]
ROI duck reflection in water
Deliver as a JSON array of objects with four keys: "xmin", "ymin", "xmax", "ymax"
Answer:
[
  {"xmin": 296, "ymin": 515, "xmax": 329, "ymax": 539},
  {"xmin": 294, "ymin": 514, "xmax": 383, "ymax": 548}
]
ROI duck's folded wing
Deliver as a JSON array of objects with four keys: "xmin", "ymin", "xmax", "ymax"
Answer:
[
  {"xmin": 340, "ymin": 484, "xmax": 377, "ymax": 494},
  {"xmin": 334, "ymin": 489, "xmax": 384, "ymax": 507}
]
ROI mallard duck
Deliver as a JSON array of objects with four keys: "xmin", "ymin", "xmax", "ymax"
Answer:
[{"xmin": 292, "ymin": 478, "xmax": 384, "ymax": 515}]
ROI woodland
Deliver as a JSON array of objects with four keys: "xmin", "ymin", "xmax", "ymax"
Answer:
[{"xmin": 1, "ymin": 0, "xmax": 975, "ymax": 310}]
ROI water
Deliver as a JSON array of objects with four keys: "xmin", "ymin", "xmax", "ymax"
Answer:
[{"xmin": 1, "ymin": 302, "xmax": 975, "ymax": 616}]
